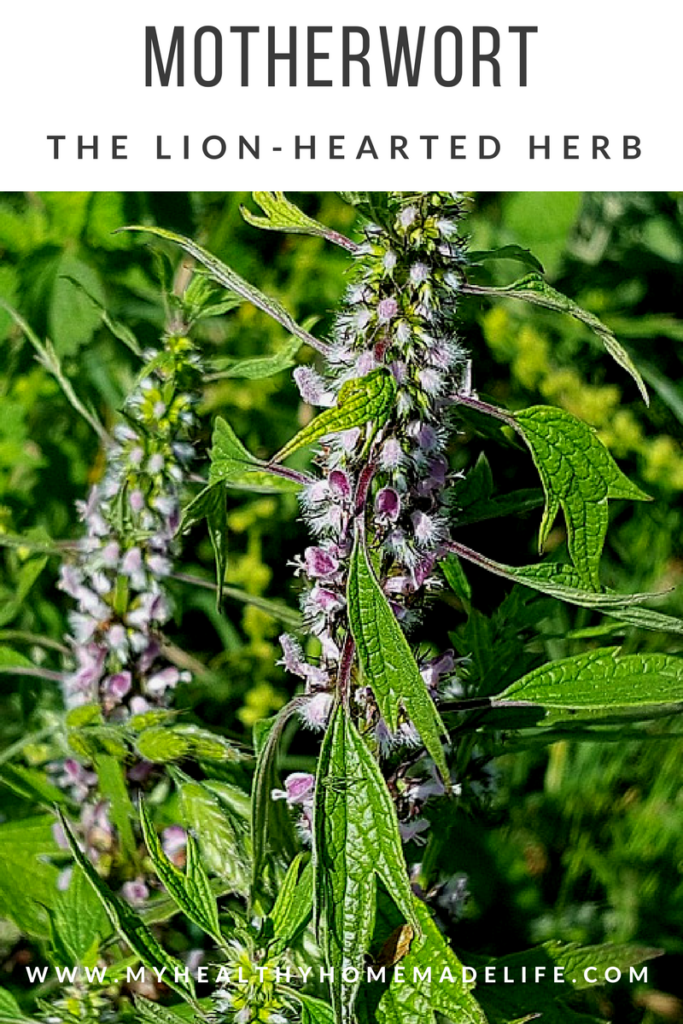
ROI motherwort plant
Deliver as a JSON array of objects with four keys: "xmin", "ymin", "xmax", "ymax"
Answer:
[{"xmin": 6, "ymin": 193, "xmax": 683, "ymax": 1024}]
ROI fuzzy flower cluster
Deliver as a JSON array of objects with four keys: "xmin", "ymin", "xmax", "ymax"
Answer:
[
  {"xmin": 213, "ymin": 939, "xmax": 289, "ymax": 1024},
  {"xmin": 58, "ymin": 336, "xmax": 200, "ymax": 716},
  {"xmin": 277, "ymin": 193, "xmax": 470, "ymax": 843},
  {"xmin": 51, "ymin": 335, "xmax": 199, "ymax": 889}
]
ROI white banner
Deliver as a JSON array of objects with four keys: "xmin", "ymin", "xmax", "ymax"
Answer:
[{"xmin": 1, "ymin": 0, "xmax": 679, "ymax": 187}]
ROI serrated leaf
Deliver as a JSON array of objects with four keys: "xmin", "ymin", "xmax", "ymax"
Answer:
[
  {"xmin": 207, "ymin": 418, "xmax": 302, "ymax": 493},
  {"xmin": 314, "ymin": 707, "xmax": 419, "ymax": 1024},
  {"xmin": 250, "ymin": 703, "xmax": 302, "ymax": 900},
  {"xmin": 514, "ymin": 406, "xmax": 650, "ymax": 588},
  {"xmin": 469, "ymin": 273, "xmax": 648, "ymax": 402},
  {"xmin": 119, "ymin": 226, "xmax": 325, "ymax": 353},
  {"xmin": 57, "ymin": 811, "xmax": 196, "ymax": 1005},
  {"xmin": 468, "ymin": 245, "xmax": 545, "ymax": 274},
  {"xmin": 347, "ymin": 524, "xmax": 449, "ymax": 782},
  {"xmin": 268, "ymin": 853, "xmax": 313, "ymax": 953},
  {"xmin": 0, "ymin": 816, "xmax": 61, "ymax": 937},
  {"xmin": 494, "ymin": 648, "xmax": 683, "ymax": 719},
  {"xmin": 178, "ymin": 780, "xmax": 249, "ymax": 893},
  {"xmin": 273, "ymin": 370, "xmax": 397, "ymax": 464},
  {"xmin": 52, "ymin": 866, "xmax": 112, "ymax": 964},
  {"xmin": 180, "ymin": 483, "xmax": 228, "ymax": 603},
  {"xmin": 210, "ymin": 335, "xmax": 303, "ymax": 380},
  {"xmin": 242, "ymin": 192, "xmax": 357, "ymax": 252},
  {"xmin": 94, "ymin": 754, "xmax": 137, "ymax": 861},
  {"xmin": 139, "ymin": 799, "xmax": 221, "ymax": 943},
  {"xmin": 446, "ymin": 542, "xmax": 683, "ymax": 635},
  {"xmin": 358, "ymin": 896, "xmax": 486, "ymax": 1024}
]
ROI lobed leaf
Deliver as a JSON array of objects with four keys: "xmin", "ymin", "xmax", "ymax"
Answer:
[
  {"xmin": 347, "ymin": 524, "xmax": 449, "ymax": 782},
  {"xmin": 207, "ymin": 417, "xmax": 303, "ymax": 493},
  {"xmin": 314, "ymin": 707, "xmax": 419, "ymax": 1024},
  {"xmin": 139, "ymin": 799, "xmax": 222, "ymax": 943},
  {"xmin": 514, "ymin": 406, "xmax": 650, "ymax": 588},
  {"xmin": 272, "ymin": 369, "xmax": 397, "ymax": 464}
]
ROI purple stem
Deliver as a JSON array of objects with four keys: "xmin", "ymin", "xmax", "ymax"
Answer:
[{"xmin": 452, "ymin": 392, "xmax": 519, "ymax": 430}]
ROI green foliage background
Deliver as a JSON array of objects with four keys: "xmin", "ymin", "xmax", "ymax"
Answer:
[{"xmin": 1, "ymin": 191, "xmax": 683, "ymax": 1016}]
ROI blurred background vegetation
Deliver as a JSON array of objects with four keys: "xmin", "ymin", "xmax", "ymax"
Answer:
[{"xmin": 1, "ymin": 192, "xmax": 683, "ymax": 1019}]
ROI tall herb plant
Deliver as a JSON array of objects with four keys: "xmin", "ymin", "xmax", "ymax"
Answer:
[{"xmin": 1, "ymin": 192, "xmax": 682, "ymax": 1024}]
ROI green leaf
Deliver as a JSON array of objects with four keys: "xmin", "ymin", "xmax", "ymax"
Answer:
[
  {"xmin": 180, "ymin": 483, "xmax": 228, "ymax": 603},
  {"xmin": 210, "ymin": 335, "xmax": 303, "ymax": 380},
  {"xmin": 288, "ymin": 992, "xmax": 336, "ymax": 1024},
  {"xmin": 267, "ymin": 853, "xmax": 313, "ymax": 952},
  {"xmin": 134, "ymin": 997, "xmax": 201, "ymax": 1024},
  {"xmin": 494, "ymin": 648, "xmax": 683, "ymax": 720},
  {"xmin": 57, "ymin": 811, "xmax": 196, "ymax": 1005},
  {"xmin": 0, "ymin": 987, "xmax": 42, "ymax": 1024},
  {"xmin": 178, "ymin": 780, "xmax": 249, "ymax": 893},
  {"xmin": 347, "ymin": 525, "xmax": 449, "ymax": 783},
  {"xmin": 467, "ymin": 273, "xmax": 648, "ymax": 402},
  {"xmin": 0, "ymin": 646, "xmax": 34, "ymax": 670},
  {"xmin": 446, "ymin": 542, "xmax": 683, "ymax": 635},
  {"xmin": 59, "ymin": 273, "xmax": 143, "ymax": 357},
  {"xmin": 135, "ymin": 725, "xmax": 242, "ymax": 764},
  {"xmin": 358, "ymin": 895, "xmax": 486, "ymax": 1024},
  {"xmin": 0, "ymin": 764, "xmax": 68, "ymax": 807},
  {"xmin": 49, "ymin": 254, "xmax": 105, "ymax": 356},
  {"xmin": 0, "ymin": 816, "xmax": 61, "ymax": 937},
  {"xmin": 0, "ymin": 302, "xmax": 108, "ymax": 442},
  {"xmin": 119, "ymin": 226, "xmax": 326, "ymax": 353},
  {"xmin": 472, "ymin": 941, "xmax": 660, "ymax": 1024},
  {"xmin": 273, "ymin": 370, "xmax": 397, "ymax": 464},
  {"xmin": 440, "ymin": 555, "xmax": 471, "ymax": 605},
  {"xmin": 139, "ymin": 799, "xmax": 222, "ymax": 943},
  {"xmin": 250, "ymin": 703, "xmax": 302, "ymax": 899},
  {"xmin": 314, "ymin": 707, "xmax": 419, "ymax": 1024},
  {"xmin": 514, "ymin": 406, "xmax": 650, "ymax": 588},
  {"xmin": 208, "ymin": 417, "xmax": 302, "ymax": 493},
  {"xmin": 241, "ymin": 192, "xmax": 357, "ymax": 252},
  {"xmin": 52, "ymin": 866, "xmax": 112, "ymax": 964},
  {"xmin": 94, "ymin": 754, "xmax": 137, "ymax": 861},
  {"xmin": 468, "ymin": 245, "xmax": 545, "ymax": 274}
]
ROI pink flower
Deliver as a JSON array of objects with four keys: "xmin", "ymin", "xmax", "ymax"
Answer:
[
  {"xmin": 378, "ymin": 297, "xmax": 399, "ymax": 322},
  {"xmin": 304, "ymin": 546, "xmax": 339, "ymax": 579},
  {"xmin": 375, "ymin": 487, "xmax": 401, "ymax": 522}
]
